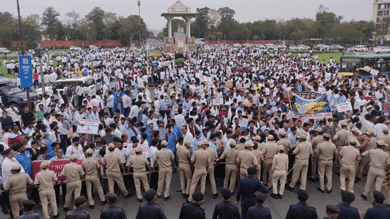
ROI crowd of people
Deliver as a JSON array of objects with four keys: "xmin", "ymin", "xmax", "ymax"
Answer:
[{"xmin": 1, "ymin": 44, "xmax": 390, "ymax": 219}]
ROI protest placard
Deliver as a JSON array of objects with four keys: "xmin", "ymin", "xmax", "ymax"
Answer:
[
  {"xmin": 337, "ymin": 102, "xmax": 352, "ymax": 113},
  {"xmin": 76, "ymin": 119, "xmax": 99, "ymax": 135}
]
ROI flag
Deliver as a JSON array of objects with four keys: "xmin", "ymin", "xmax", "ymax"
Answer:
[{"xmin": 292, "ymin": 93, "xmax": 332, "ymax": 120}]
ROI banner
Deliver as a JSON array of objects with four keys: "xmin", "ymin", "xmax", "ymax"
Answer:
[
  {"xmin": 225, "ymin": 81, "xmax": 233, "ymax": 88},
  {"xmin": 19, "ymin": 55, "xmax": 33, "ymax": 89},
  {"xmin": 128, "ymin": 145, "xmax": 151, "ymax": 158},
  {"xmin": 32, "ymin": 160, "xmax": 83, "ymax": 181},
  {"xmin": 213, "ymin": 98, "xmax": 223, "ymax": 105},
  {"xmin": 383, "ymin": 103, "xmax": 390, "ymax": 116},
  {"xmin": 293, "ymin": 93, "xmax": 332, "ymax": 120},
  {"xmin": 76, "ymin": 119, "xmax": 99, "ymax": 134},
  {"xmin": 337, "ymin": 102, "xmax": 352, "ymax": 113}
]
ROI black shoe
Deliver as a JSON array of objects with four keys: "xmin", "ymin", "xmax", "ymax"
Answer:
[
  {"xmin": 309, "ymin": 178, "xmax": 316, "ymax": 182},
  {"xmin": 124, "ymin": 194, "xmax": 131, "ymax": 199},
  {"xmin": 137, "ymin": 198, "xmax": 143, "ymax": 203},
  {"xmin": 2, "ymin": 208, "xmax": 9, "ymax": 214},
  {"xmin": 63, "ymin": 207, "xmax": 69, "ymax": 212},
  {"xmin": 317, "ymin": 187, "xmax": 325, "ymax": 193},
  {"xmin": 278, "ymin": 194, "xmax": 282, "ymax": 199},
  {"xmin": 101, "ymin": 200, "xmax": 107, "ymax": 206},
  {"xmin": 270, "ymin": 193, "xmax": 279, "ymax": 199},
  {"xmin": 53, "ymin": 213, "xmax": 60, "ymax": 219},
  {"xmin": 354, "ymin": 178, "xmax": 360, "ymax": 183},
  {"xmin": 285, "ymin": 185, "xmax": 294, "ymax": 191},
  {"xmin": 186, "ymin": 199, "xmax": 190, "ymax": 203},
  {"xmin": 182, "ymin": 193, "xmax": 187, "ymax": 199},
  {"xmin": 213, "ymin": 193, "xmax": 218, "ymax": 199},
  {"xmin": 327, "ymin": 189, "xmax": 333, "ymax": 194},
  {"xmin": 157, "ymin": 194, "xmax": 162, "ymax": 198},
  {"xmin": 361, "ymin": 194, "xmax": 367, "ymax": 200},
  {"xmin": 164, "ymin": 196, "xmax": 170, "ymax": 201},
  {"xmin": 89, "ymin": 205, "xmax": 94, "ymax": 209}
]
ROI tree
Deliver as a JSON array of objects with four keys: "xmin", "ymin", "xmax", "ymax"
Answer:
[
  {"xmin": 85, "ymin": 7, "xmax": 107, "ymax": 40},
  {"xmin": 312, "ymin": 5, "xmax": 342, "ymax": 41},
  {"xmin": 192, "ymin": 7, "xmax": 210, "ymax": 38},
  {"xmin": 332, "ymin": 22, "xmax": 363, "ymax": 44},
  {"xmin": 65, "ymin": 11, "xmax": 81, "ymax": 40},
  {"xmin": 41, "ymin": 7, "xmax": 61, "ymax": 40},
  {"xmin": 118, "ymin": 15, "xmax": 148, "ymax": 45},
  {"xmin": 0, "ymin": 12, "xmax": 13, "ymax": 24},
  {"xmin": 217, "ymin": 7, "xmax": 236, "ymax": 40}
]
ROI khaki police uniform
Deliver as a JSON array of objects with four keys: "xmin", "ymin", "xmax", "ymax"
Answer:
[
  {"xmin": 333, "ymin": 128, "xmax": 352, "ymax": 148},
  {"xmin": 237, "ymin": 148, "xmax": 258, "ymax": 179},
  {"xmin": 311, "ymin": 134, "xmax": 323, "ymax": 180},
  {"xmin": 362, "ymin": 147, "xmax": 390, "ymax": 196},
  {"xmin": 103, "ymin": 151, "xmax": 129, "ymax": 196},
  {"xmin": 220, "ymin": 147, "xmax": 239, "ymax": 193},
  {"xmin": 34, "ymin": 169, "xmax": 58, "ymax": 219},
  {"xmin": 251, "ymin": 149, "xmax": 263, "ymax": 180},
  {"xmin": 236, "ymin": 143, "xmax": 245, "ymax": 151},
  {"xmin": 4, "ymin": 172, "xmax": 33, "ymax": 218},
  {"xmin": 177, "ymin": 145, "xmax": 192, "ymax": 195},
  {"xmin": 347, "ymin": 135, "xmax": 361, "ymax": 148},
  {"xmin": 155, "ymin": 148, "xmax": 174, "ymax": 198},
  {"xmin": 289, "ymin": 138, "xmax": 313, "ymax": 190},
  {"xmin": 60, "ymin": 161, "xmax": 85, "ymax": 209},
  {"xmin": 339, "ymin": 145, "xmax": 360, "ymax": 193},
  {"xmin": 82, "ymin": 157, "xmax": 105, "ymax": 205},
  {"xmin": 188, "ymin": 148, "xmax": 209, "ymax": 201},
  {"xmin": 271, "ymin": 149, "xmax": 288, "ymax": 195},
  {"xmin": 205, "ymin": 145, "xmax": 218, "ymax": 195},
  {"xmin": 277, "ymin": 138, "xmax": 292, "ymax": 154},
  {"xmin": 129, "ymin": 154, "xmax": 150, "ymax": 200},
  {"xmin": 357, "ymin": 135, "xmax": 377, "ymax": 178},
  {"xmin": 378, "ymin": 134, "xmax": 390, "ymax": 155},
  {"xmin": 261, "ymin": 141, "xmax": 278, "ymax": 187},
  {"xmin": 315, "ymin": 140, "xmax": 337, "ymax": 191}
]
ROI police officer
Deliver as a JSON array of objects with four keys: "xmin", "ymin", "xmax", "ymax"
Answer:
[
  {"xmin": 34, "ymin": 160, "xmax": 59, "ymax": 219},
  {"xmin": 332, "ymin": 122, "xmax": 352, "ymax": 147},
  {"xmin": 270, "ymin": 145, "xmax": 288, "ymax": 199},
  {"xmin": 310, "ymin": 127, "xmax": 323, "ymax": 181},
  {"xmin": 136, "ymin": 190, "xmax": 167, "ymax": 219},
  {"xmin": 129, "ymin": 147, "xmax": 153, "ymax": 202},
  {"xmin": 323, "ymin": 205, "xmax": 340, "ymax": 219},
  {"xmin": 314, "ymin": 133, "xmax": 338, "ymax": 193},
  {"xmin": 237, "ymin": 141, "xmax": 258, "ymax": 179},
  {"xmin": 60, "ymin": 154, "xmax": 85, "ymax": 211},
  {"xmin": 65, "ymin": 196, "xmax": 90, "ymax": 219},
  {"xmin": 277, "ymin": 131, "xmax": 292, "ymax": 154},
  {"xmin": 339, "ymin": 140, "xmax": 360, "ymax": 193},
  {"xmin": 356, "ymin": 129, "xmax": 377, "ymax": 183},
  {"xmin": 336, "ymin": 191, "xmax": 360, "ymax": 219},
  {"xmin": 261, "ymin": 135, "xmax": 278, "ymax": 187},
  {"xmin": 4, "ymin": 164, "xmax": 34, "ymax": 219},
  {"xmin": 187, "ymin": 142, "xmax": 209, "ymax": 202},
  {"xmin": 364, "ymin": 191, "xmax": 390, "ymax": 218},
  {"xmin": 176, "ymin": 140, "xmax": 192, "ymax": 199},
  {"xmin": 246, "ymin": 193, "xmax": 272, "ymax": 219},
  {"xmin": 103, "ymin": 143, "xmax": 130, "ymax": 198},
  {"xmin": 100, "ymin": 193, "xmax": 127, "ymax": 219},
  {"xmin": 220, "ymin": 140, "xmax": 239, "ymax": 193},
  {"xmin": 212, "ymin": 189, "xmax": 240, "ymax": 219},
  {"xmin": 17, "ymin": 200, "xmax": 42, "ymax": 219},
  {"xmin": 251, "ymin": 143, "xmax": 264, "ymax": 180},
  {"xmin": 347, "ymin": 128, "xmax": 361, "ymax": 148},
  {"xmin": 286, "ymin": 133, "xmax": 313, "ymax": 191},
  {"xmin": 235, "ymin": 167, "xmax": 269, "ymax": 219},
  {"xmin": 361, "ymin": 140, "xmax": 390, "ymax": 200},
  {"xmin": 378, "ymin": 127, "xmax": 390, "ymax": 155},
  {"xmin": 285, "ymin": 190, "xmax": 318, "ymax": 219},
  {"xmin": 203, "ymin": 140, "xmax": 219, "ymax": 199},
  {"xmin": 82, "ymin": 149, "xmax": 106, "ymax": 208},
  {"xmin": 154, "ymin": 140, "xmax": 174, "ymax": 200},
  {"xmin": 179, "ymin": 192, "xmax": 206, "ymax": 219}
]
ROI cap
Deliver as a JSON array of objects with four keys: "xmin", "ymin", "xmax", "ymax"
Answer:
[
  {"xmin": 377, "ymin": 140, "xmax": 386, "ymax": 146},
  {"xmin": 341, "ymin": 191, "xmax": 355, "ymax": 203},
  {"xmin": 373, "ymin": 191, "xmax": 385, "ymax": 204},
  {"xmin": 247, "ymin": 167, "xmax": 258, "ymax": 175},
  {"xmin": 108, "ymin": 143, "xmax": 116, "ymax": 149},
  {"xmin": 144, "ymin": 189, "xmax": 157, "ymax": 202},
  {"xmin": 202, "ymin": 140, "xmax": 209, "ymax": 145},
  {"xmin": 323, "ymin": 133, "xmax": 331, "ymax": 138},
  {"xmin": 365, "ymin": 129, "xmax": 374, "ymax": 135},
  {"xmin": 256, "ymin": 193, "xmax": 267, "ymax": 202},
  {"xmin": 70, "ymin": 154, "xmax": 78, "ymax": 161},
  {"xmin": 10, "ymin": 163, "xmax": 21, "ymax": 171},
  {"xmin": 326, "ymin": 205, "xmax": 340, "ymax": 214},
  {"xmin": 106, "ymin": 193, "xmax": 118, "ymax": 204},
  {"xmin": 86, "ymin": 149, "xmax": 94, "ymax": 155},
  {"xmin": 221, "ymin": 188, "xmax": 232, "ymax": 199},
  {"xmin": 298, "ymin": 133, "xmax": 307, "ymax": 140},
  {"xmin": 383, "ymin": 127, "xmax": 389, "ymax": 133},
  {"xmin": 315, "ymin": 127, "xmax": 323, "ymax": 132},
  {"xmin": 349, "ymin": 139, "xmax": 358, "ymax": 146},
  {"xmin": 341, "ymin": 122, "xmax": 348, "ymax": 126},
  {"xmin": 184, "ymin": 140, "xmax": 193, "ymax": 147},
  {"xmin": 278, "ymin": 145, "xmax": 285, "ymax": 152},
  {"xmin": 297, "ymin": 189, "xmax": 309, "ymax": 201},
  {"xmin": 351, "ymin": 127, "xmax": 359, "ymax": 133},
  {"xmin": 161, "ymin": 140, "xmax": 168, "ymax": 147},
  {"xmin": 244, "ymin": 141, "xmax": 254, "ymax": 148},
  {"xmin": 192, "ymin": 192, "xmax": 205, "ymax": 201},
  {"xmin": 255, "ymin": 135, "xmax": 261, "ymax": 141},
  {"xmin": 40, "ymin": 160, "xmax": 51, "ymax": 169},
  {"xmin": 197, "ymin": 141, "xmax": 203, "ymax": 147},
  {"xmin": 229, "ymin": 140, "xmax": 236, "ymax": 147},
  {"xmin": 135, "ymin": 147, "xmax": 143, "ymax": 153},
  {"xmin": 279, "ymin": 131, "xmax": 286, "ymax": 137},
  {"xmin": 267, "ymin": 135, "xmax": 274, "ymax": 141}
]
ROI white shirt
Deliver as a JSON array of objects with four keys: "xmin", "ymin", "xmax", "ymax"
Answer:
[
  {"xmin": 174, "ymin": 114, "xmax": 185, "ymax": 128},
  {"xmin": 2, "ymin": 157, "xmax": 25, "ymax": 187},
  {"xmin": 65, "ymin": 144, "xmax": 83, "ymax": 158},
  {"xmin": 114, "ymin": 147, "xmax": 127, "ymax": 164}
]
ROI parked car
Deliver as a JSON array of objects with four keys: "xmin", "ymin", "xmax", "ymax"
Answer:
[
  {"xmin": 314, "ymin": 44, "xmax": 330, "ymax": 51},
  {"xmin": 0, "ymin": 85, "xmax": 39, "ymax": 111},
  {"xmin": 330, "ymin": 44, "xmax": 344, "ymax": 51},
  {"xmin": 0, "ymin": 76, "xmax": 13, "ymax": 87},
  {"xmin": 89, "ymin": 45, "xmax": 100, "ymax": 50},
  {"xmin": 69, "ymin": 46, "xmax": 82, "ymax": 51},
  {"xmin": 0, "ymin": 48, "xmax": 11, "ymax": 54},
  {"xmin": 35, "ymin": 77, "xmax": 96, "ymax": 98},
  {"xmin": 354, "ymin": 45, "xmax": 368, "ymax": 52},
  {"xmin": 373, "ymin": 46, "xmax": 390, "ymax": 54},
  {"xmin": 297, "ymin": 45, "xmax": 310, "ymax": 50},
  {"xmin": 289, "ymin": 45, "xmax": 298, "ymax": 50}
]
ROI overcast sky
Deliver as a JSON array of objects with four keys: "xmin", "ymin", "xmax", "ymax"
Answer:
[{"xmin": 3, "ymin": 0, "xmax": 373, "ymax": 31}]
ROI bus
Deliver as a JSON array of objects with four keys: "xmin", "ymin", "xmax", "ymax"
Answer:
[{"xmin": 339, "ymin": 54, "xmax": 390, "ymax": 78}]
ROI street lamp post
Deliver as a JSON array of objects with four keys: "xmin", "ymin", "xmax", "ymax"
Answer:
[
  {"xmin": 138, "ymin": 0, "xmax": 141, "ymax": 48},
  {"xmin": 35, "ymin": 48, "xmax": 45, "ymax": 95}
]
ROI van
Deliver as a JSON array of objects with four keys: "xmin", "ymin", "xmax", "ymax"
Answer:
[
  {"xmin": 35, "ymin": 77, "xmax": 96, "ymax": 98},
  {"xmin": 354, "ymin": 45, "xmax": 368, "ymax": 52}
]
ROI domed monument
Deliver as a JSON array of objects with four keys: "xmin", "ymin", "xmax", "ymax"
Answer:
[{"xmin": 161, "ymin": 1, "xmax": 197, "ymax": 52}]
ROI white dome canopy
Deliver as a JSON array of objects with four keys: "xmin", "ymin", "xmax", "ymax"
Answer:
[{"xmin": 167, "ymin": 1, "xmax": 191, "ymax": 13}]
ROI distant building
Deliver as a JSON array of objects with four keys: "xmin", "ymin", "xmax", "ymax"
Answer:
[{"xmin": 372, "ymin": 0, "xmax": 390, "ymax": 25}]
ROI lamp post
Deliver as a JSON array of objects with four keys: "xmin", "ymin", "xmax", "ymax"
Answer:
[
  {"xmin": 35, "ymin": 48, "xmax": 45, "ymax": 95},
  {"xmin": 138, "ymin": 0, "xmax": 141, "ymax": 48}
]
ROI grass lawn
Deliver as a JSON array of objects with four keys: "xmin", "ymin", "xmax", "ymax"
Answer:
[{"xmin": 317, "ymin": 52, "xmax": 354, "ymax": 63}]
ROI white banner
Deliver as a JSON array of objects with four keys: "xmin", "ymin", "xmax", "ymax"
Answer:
[
  {"xmin": 76, "ymin": 119, "xmax": 99, "ymax": 134},
  {"xmin": 337, "ymin": 102, "xmax": 352, "ymax": 113}
]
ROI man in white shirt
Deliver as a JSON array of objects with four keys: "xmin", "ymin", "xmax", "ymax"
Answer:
[
  {"xmin": 2, "ymin": 149, "xmax": 25, "ymax": 188},
  {"xmin": 174, "ymin": 109, "xmax": 185, "ymax": 128},
  {"xmin": 65, "ymin": 137, "xmax": 83, "ymax": 158}
]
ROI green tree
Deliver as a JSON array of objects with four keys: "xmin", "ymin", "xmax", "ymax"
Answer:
[
  {"xmin": 192, "ymin": 7, "xmax": 210, "ymax": 38},
  {"xmin": 312, "ymin": 5, "xmax": 342, "ymax": 41},
  {"xmin": 217, "ymin": 7, "xmax": 236, "ymax": 40},
  {"xmin": 85, "ymin": 7, "xmax": 107, "ymax": 40},
  {"xmin": 118, "ymin": 15, "xmax": 148, "ymax": 45},
  {"xmin": 42, "ymin": 7, "xmax": 61, "ymax": 40},
  {"xmin": 332, "ymin": 22, "xmax": 363, "ymax": 44},
  {"xmin": 65, "ymin": 11, "xmax": 82, "ymax": 40}
]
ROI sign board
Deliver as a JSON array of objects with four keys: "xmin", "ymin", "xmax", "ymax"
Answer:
[
  {"xmin": 337, "ymin": 102, "xmax": 352, "ymax": 113},
  {"xmin": 381, "ymin": 38, "xmax": 384, "ymax": 46},
  {"xmin": 213, "ymin": 98, "xmax": 223, "ymax": 105},
  {"xmin": 76, "ymin": 119, "xmax": 99, "ymax": 134},
  {"xmin": 383, "ymin": 103, "xmax": 390, "ymax": 116},
  {"xmin": 128, "ymin": 145, "xmax": 151, "ymax": 158},
  {"xmin": 287, "ymin": 111, "xmax": 295, "ymax": 120},
  {"xmin": 19, "ymin": 55, "xmax": 33, "ymax": 88},
  {"xmin": 225, "ymin": 81, "xmax": 233, "ymax": 88},
  {"xmin": 371, "ymin": 69, "xmax": 379, "ymax": 76},
  {"xmin": 32, "ymin": 160, "xmax": 84, "ymax": 181},
  {"xmin": 239, "ymin": 118, "xmax": 249, "ymax": 128},
  {"xmin": 204, "ymin": 77, "xmax": 211, "ymax": 82}
]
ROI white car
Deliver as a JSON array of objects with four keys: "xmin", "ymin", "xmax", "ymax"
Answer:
[
  {"xmin": 0, "ymin": 48, "xmax": 10, "ymax": 54},
  {"xmin": 289, "ymin": 45, "xmax": 298, "ymax": 50},
  {"xmin": 69, "ymin": 46, "xmax": 82, "ymax": 51},
  {"xmin": 354, "ymin": 45, "xmax": 368, "ymax": 52},
  {"xmin": 35, "ymin": 77, "xmax": 96, "ymax": 98},
  {"xmin": 297, "ymin": 45, "xmax": 310, "ymax": 50},
  {"xmin": 373, "ymin": 46, "xmax": 390, "ymax": 54}
]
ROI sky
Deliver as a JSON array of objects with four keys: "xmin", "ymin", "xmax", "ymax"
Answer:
[{"xmin": 3, "ymin": 0, "xmax": 373, "ymax": 31}]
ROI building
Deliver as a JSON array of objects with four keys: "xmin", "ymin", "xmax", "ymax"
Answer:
[{"xmin": 372, "ymin": 0, "xmax": 390, "ymax": 25}]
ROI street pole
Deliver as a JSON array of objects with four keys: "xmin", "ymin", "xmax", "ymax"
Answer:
[
  {"xmin": 138, "ymin": 0, "xmax": 141, "ymax": 48},
  {"xmin": 16, "ymin": 0, "xmax": 31, "ymax": 110},
  {"xmin": 39, "ymin": 50, "xmax": 45, "ymax": 95}
]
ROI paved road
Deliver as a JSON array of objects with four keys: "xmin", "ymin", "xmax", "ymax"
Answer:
[{"xmin": 0, "ymin": 172, "xmax": 383, "ymax": 219}]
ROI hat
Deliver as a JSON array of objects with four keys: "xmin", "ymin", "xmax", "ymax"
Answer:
[
  {"xmin": 298, "ymin": 133, "xmax": 307, "ymax": 140},
  {"xmin": 86, "ymin": 149, "xmax": 94, "ymax": 155},
  {"xmin": 315, "ymin": 127, "xmax": 323, "ymax": 132},
  {"xmin": 229, "ymin": 140, "xmax": 236, "ymax": 147},
  {"xmin": 106, "ymin": 193, "xmax": 118, "ymax": 204},
  {"xmin": 341, "ymin": 122, "xmax": 348, "ymax": 126},
  {"xmin": 323, "ymin": 133, "xmax": 331, "ymax": 138},
  {"xmin": 244, "ymin": 141, "xmax": 254, "ymax": 148},
  {"xmin": 256, "ymin": 193, "xmax": 267, "ymax": 202},
  {"xmin": 144, "ymin": 189, "xmax": 157, "ymax": 202},
  {"xmin": 278, "ymin": 145, "xmax": 285, "ymax": 152},
  {"xmin": 383, "ymin": 127, "xmax": 389, "ymax": 133},
  {"xmin": 202, "ymin": 140, "xmax": 209, "ymax": 145},
  {"xmin": 297, "ymin": 189, "xmax": 309, "ymax": 201},
  {"xmin": 255, "ymin": 135, "xmax": 261, "ymax": 141},
  {"xmin": 247, "ymin": 167, "xmax": 258, "ymax": 175},
  {"xmin": 108, "ymin": 143, "xmax": 116, "ymax": 149},
  {"xmin": 279, "ymin": 131, "xmax": 286, "ymax": 137},
  {"xmin": 349, "ymin": 139, "xmax": 358, "ymax": 146},
  {"xmin": 135, "ymin": 147, "xmax": 143, "ymax": 153},
  {"xmin": 40, "ymin": 160, "xmax": 51, "ymax": 169},
  {"xmin": 326, "ymin": 205, "xmax": 340, "ymax": 214},
  {"xmin": 161, "ymin": 140, "xmax": 168, "ymax": 147},
  {"xmin": 192, "ymin": 192, "xmax": 205, "ymax": 202},
  {"xmin": 377, "ymin": 140, "xmax": 386, "ymax": 146},
  {"xmin": 267, "ymin": 135, "xmax": 274, "ymax": 141},
  {"xmin": 341, "ymin": 191, "xmax": 355, "ymax": 203},
  {"xmin": 197, "ymin": 141, "xmax": 203, "ymax": 147},
  {"xmin": 351, "ymin": 127, "xmax": 360, "ymax": 133},
  {"xmin": 373, "ymin": 191, "xmax": 385, "ymax": 204},
  {"xmin": 10, "ymin": 163, "xmax": 21, "ymax": 171},
  {"xmin": 221, "ymin": 189, "xmax": 232, "ymax": 199},
  {"xmin": 70, "ymin": 154, "xmax": 78, "ymax": 161},
  {"xmin": 184, "ymin": 140, "xmax": 193, "ymax": 147}
]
